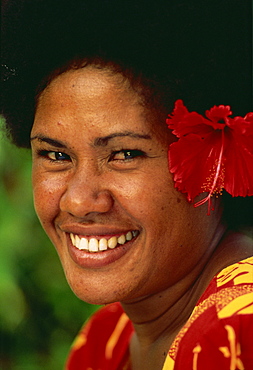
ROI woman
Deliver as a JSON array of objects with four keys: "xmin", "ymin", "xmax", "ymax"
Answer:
[
  {"xmin": 1, "ymin": 1, "xmax": 253, "ymax": 369},
  {"xmin": 2, "ymin": 56, "xmax": 253, "ymax": 369}
]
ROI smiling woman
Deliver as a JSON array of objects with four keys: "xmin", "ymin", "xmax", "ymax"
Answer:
[
  {"xmin": 1, "ymin": 1, "xmax": 253, "ymax": 369},
  {"xmin": 32, "ymin": 64, "xmax": 206, "ymax": 304}
]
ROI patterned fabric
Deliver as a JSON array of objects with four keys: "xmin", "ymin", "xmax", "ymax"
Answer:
[
  {"xmin": 66, "ymin": 303, "xmax": 133, "ymax": 370},
  {"xmin": 66, "ymin": 257, "xmax": 253, "ymax": 370}
]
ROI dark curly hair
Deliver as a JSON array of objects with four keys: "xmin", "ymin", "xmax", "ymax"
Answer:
[{"xmin": 1, "ymin": 0, "xmax": 252, "ymax": 231}]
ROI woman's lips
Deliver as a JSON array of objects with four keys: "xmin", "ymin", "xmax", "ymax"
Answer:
[
  {"xmin": 70, "ymin": 230, "xmax": 139, "ymax": 252},
  {"xmin": 66, "ymin": 230, "xmax": 140, "ymax": 269}
]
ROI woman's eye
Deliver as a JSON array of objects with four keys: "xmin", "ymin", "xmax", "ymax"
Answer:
[
  {"xmin": 109, "ymin": 150, "xmax": 146, "ymax": 161},
  {"xmin": 38, "ymin": 150, "xmax": 71, "ymax": 162}
]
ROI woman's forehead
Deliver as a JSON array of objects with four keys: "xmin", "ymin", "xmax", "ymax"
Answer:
[
  {"xmin": 41, "ymin": 67, "xmax": 134, "ymax": 99},
  {"xmin": 34, "ymin": 66, "xmax": 170, "ymax": 140},
  {"xmin": 37, "ymin": 73, "xmax": 142, "ymax": 120}
]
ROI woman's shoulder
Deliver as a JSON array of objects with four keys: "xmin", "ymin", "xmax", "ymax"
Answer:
[
  {"xmin": 200, "ymin": 255, "xmax": 253, "ymax": 303},
  {"xmin": 215, "ymin": 255, "xmax": 253, "ymax": 288},
  {"xmin": 85, "ymin": 302, "xmax": 126, "ymax": 324},
  {"xmin": 65, "ymin": 302, "xmax": 133, "ymax": 369},
  {"xmin": 164, "ymin": 256, "xmax": 253, "ymax": 370}
]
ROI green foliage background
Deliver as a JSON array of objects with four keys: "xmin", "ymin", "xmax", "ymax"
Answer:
[{"xmin": 0, "ymin": 119, "xmax": 99, "ymax": 369}]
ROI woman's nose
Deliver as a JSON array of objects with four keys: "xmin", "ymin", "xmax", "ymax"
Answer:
[{"xmin": 59, "ymin": 167, "xmax": 114, "ymax": 218}]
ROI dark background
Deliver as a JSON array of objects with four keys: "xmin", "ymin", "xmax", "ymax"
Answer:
[{"xmin": 1, "ymin": 0, "xmax": 252, "ymax": 147}]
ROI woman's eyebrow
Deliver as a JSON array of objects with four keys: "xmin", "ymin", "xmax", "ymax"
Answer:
[
  {"xmin": 94, "ymin": 132, "xmax": 152, "ymax": 147},
  {"xmin": 30, "ymin": 131, "xmax": 152, "ymax": 148},
  {"xmin": 30, "ymin": 135, "xmax": 67, "ymax": 148}
]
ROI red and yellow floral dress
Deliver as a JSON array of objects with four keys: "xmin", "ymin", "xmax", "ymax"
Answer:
[{"xmin": 66, "ymin": 256, "xmax": 253, "ymax": 370}]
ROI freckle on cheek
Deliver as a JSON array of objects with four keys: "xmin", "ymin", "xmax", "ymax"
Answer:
[{"xmin": 177, "ymin": 198, "xmax": 181, "ymax": 203}]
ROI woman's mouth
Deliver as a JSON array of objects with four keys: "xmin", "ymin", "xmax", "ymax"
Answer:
[{"xmin": 70, "ymin": 230, "xmax": 139, "ymax": 253}]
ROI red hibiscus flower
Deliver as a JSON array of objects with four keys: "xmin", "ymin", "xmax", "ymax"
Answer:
[{"xmin": 166, "ymin": 100, "xmax": 253, "ymax": 214}]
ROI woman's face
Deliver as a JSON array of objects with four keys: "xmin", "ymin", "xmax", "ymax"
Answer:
[{"xmin": 31, "ymin": 67, "xmax": 220, "ymax": 304}]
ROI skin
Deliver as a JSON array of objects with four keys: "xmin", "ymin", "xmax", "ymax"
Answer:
[{"xmin": 31, "ymin": 66, "xmax": 252, "ymax": 369}]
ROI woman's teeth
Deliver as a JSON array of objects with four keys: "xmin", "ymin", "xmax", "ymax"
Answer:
[{"xmin": 70, "ymin": 231, "xmax": 138, "ymax": 253}]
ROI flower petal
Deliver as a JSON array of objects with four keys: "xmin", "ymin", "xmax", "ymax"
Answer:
[
  {"xmin": 205, "ymin": 105, "xmax": 232, "ymax": 122},
  {"xmin": 169, "ymin": 131, "xmax": 225, "ymax": 203},
  {"xmin": 224, "ymin": 129, "xmax": 253, "ymax": 197}
]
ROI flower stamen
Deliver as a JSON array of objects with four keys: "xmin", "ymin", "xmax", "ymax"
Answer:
[{"xmin": 194, "ymin": 129, "xmax": 225, "ymax": 214}]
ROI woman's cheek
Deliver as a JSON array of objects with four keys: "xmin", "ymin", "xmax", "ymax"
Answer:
[
  {"xmin": 32, "ymin": 172, "xmax": 65, "ymax": 226},
  {"xmin": 109, "ymin": 175, "xmax": 151, "ymax": 211},
  {"xmin": 111, "ymin": 171, "xmax": 171, "ymax": 219}
]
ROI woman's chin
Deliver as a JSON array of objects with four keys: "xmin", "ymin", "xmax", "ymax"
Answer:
[{"xmin": 69, "ymin": 285, "xmax": 121, "ymax": 306}]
